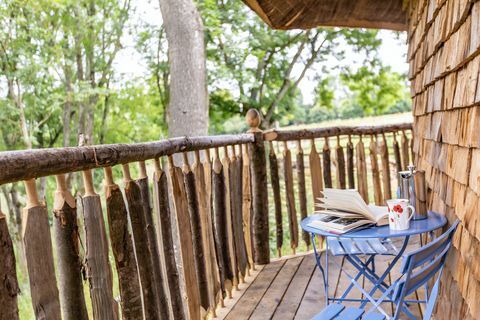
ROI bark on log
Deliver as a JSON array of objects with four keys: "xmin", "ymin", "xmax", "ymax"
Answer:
[
  {"xmin": 283, "ymin": 142, "xmax": 299, "ymax": 254},
  {"xmin": 401, "ymin": 130, "xmax": 410, "ymax": 169},
  {"xmin": 346, "ymin": 137, "xmax": 355, "ymax": 189},
  {"xmin": 192, "ymin": 152, "xmax": 220, "ymax": 317},
  {"xmin": 0, "ymin": 212, "xmax": 19, "ymax": 320},
  {"xmin": 230, "ymin": 149, "xmax": 248, "ymax": 280},
  {"xmin": 169, "ymin": 158, "xmax": 201, "ymax": 320},
  {"xmin": 123, "ymin": 165, "xmax": 159, "ymax": 320},
  {"xmin": 0, "ymin": 134, "xmax": 254, "ymax": 185},
  {"xmin": 81, "ymin": 170, "xmax": 117, "ymax": 320},
  {"xmin": 136, "ymin": 163, "xmax": 169, "ymax": 316},
  {"xmin": 212, "ymin": 152, "xmax": 234, "ymax": 298},
  {"xmin": 309, "ymin": 140, "xmax": 323, "ymax": 210},
  {"xmin": 241, "ymin": 144, "xmax": 255, "ymax": 270},
  {"xmin": 103, "ymin": 168, "xmax": 143, "ymax": 320},
  {"xmin": 296, "ymin": 141, "xmax": 310, "ymax": 248},
  {"xmin": 393, "ymin": 133, "xmax": 402, "ymax": 178},
  {"xmin": 323, "ymin": 138, "xmax": 333, "ymax": 188},
  {"xmin": 152, "ymin": 164, "xmax": 186, "ymax": 320},
  {"xmin": 52, "ymin": 175, "xmax": 88, "ymax": 320},
  {"xmin": 182, "ymin": 155, "xmax": 209, "ymax": 313},
  {"xmin": 268, "ymin": 142, "xmax": 283, "ymax": 256},
  {"xmin": 22, "ymin": 179, "xmax": 61, "ymax": 320},
  {"xmin": 248, "ymin": 130, "xmax": 270, "ymax": 264},
  {"xmin": 335, "ymin": 138, "xmax": 346, "ymax": 189},
  {"xmin": 356, "ymin": 138, "xmax": 369, "ymax": 203},
  {"xmin": 263, "ymin": 122, "xmax": 413, "ymax": 141},
  {"xmin": 379, "ymin": 134, "xmax": 392, "ymax": 202},
  {"xmin": 369, "ymin": 137, "xmax": 383, "ymax": 206}
]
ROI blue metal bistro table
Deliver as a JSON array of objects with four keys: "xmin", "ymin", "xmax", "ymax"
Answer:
[{"xmin": 301, "ymin": 211, "xmax": 447, "ymax": 318}]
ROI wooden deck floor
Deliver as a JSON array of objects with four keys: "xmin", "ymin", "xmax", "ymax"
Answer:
[{"xmin": 219, "ymin": 239, "xmax": 425, "ymax": 320}]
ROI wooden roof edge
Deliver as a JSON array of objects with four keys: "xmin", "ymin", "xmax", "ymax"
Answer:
[
  {"xmin": 274, "ymin": 19, "xmax": 408, "ymax": 32},
  {"xmin": 242, "ymin": 0, "xmax": 273, "ymax": 27}
]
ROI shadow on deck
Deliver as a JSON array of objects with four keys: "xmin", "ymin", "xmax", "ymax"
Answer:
[{"xmin": 218, "ymin": 238, "xmax": 424, "ymax": 320}]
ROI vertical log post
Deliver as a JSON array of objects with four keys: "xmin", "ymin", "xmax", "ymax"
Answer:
[
  {"xmin": 23, "ymin": 178, "xmax": 61, "ymax": 320},
  {"xmin": 393, "ymin": 132, "xmax": 402, "ymax": 181},
  {"xmin": 369, "ymin": 135, "xmax": 383, "ymax": 205},
  {"xmin": 103, "ymin": 167, "xmax": 143, "ymax": 320},
  {"xmin": 309, "ymin": 139, "xmax": 323, "ymax": 208},
  {"xmin": 137, "ymin": 161, "xmax": 169, "ymax": 317},
  {"xmin": 122, "ymin": 164, "xmax": 159, "ymax": 319},
  {"xmin": 296, "ymin": 140, "xmax": 310, "ymax": 250},
  {"xmin": 283, "ymin": 141, "xmax": 299, "ymax": 255},
  {"xmin": 53, "ymin": 174, "xmax": 88, "ymax": 320},
  {"xmin": 241, "ymin": 144, "xmax": 255, "ymax": 271},
  {"xmin": 401, "ymin": 130, "xmax": 410, "ymax": 169},
  {"xmin": 356, "ymin": 136, "xmax": 369, "ymax": 203},
  {"xmin": 152, "ymin": 159, "xmax": 186, "ymax": 320},
  {"xmin": 269, "ymin": 141, "xmax": 283, "ymax": 257},
  {"xmin": 346, "ymin": 135, "xmax": 355, "ymax": 189},
  {"xmin": 379, "ymin": 133, "xmax": 392, "ymax": 202},
  {"xmin": 81, "ymin": 170, "xmax": 117, "ymax": 320},
  {"xmin": 246, "ymin": 109, "xmax": 269, "ymax": 264},
  {"xmin": 0, "ymin": 204, "xmax": 19, "ymax": 320},
  {"xmin": 323, "ymin": 137, "xmax": 333, "ymax": 188},
  {"xmin": 335, "ymin": 136, "xmax": 346, "ymax": 189}
]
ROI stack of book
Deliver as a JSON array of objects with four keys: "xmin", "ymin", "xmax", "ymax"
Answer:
[{"xmin": 307, "ymin": 188, "xmax": 388, "ymax": 234}]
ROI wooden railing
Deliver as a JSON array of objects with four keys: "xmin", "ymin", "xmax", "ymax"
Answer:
[{"xmin": 0, "ymin": 108, "xmax": 413, "ymax": 320}]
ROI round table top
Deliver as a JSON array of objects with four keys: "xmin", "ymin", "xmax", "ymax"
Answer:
[{"xmin": 300, "ymin": 211, "xmax": 447, "ymax": 239}]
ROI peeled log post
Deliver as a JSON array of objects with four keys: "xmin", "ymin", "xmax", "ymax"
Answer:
[
  {"xmin": 369, "ymin": 136, "xmax": 383, "ymax": 206},
  {"xmin": 168, "ymin": 157, "xmax": 202, "ymax": 320},
  {"xmin": 268, "ymin": 141, "xmax": 283, "ymax": 257},
  {"xmin": 81, "ymin": 170, "xmax": 117, "ymax": 320},
  {"xmin": 356, "ymin": 136, "xmax": 369, "ymax": 203},
  {"xmin": 309, "ymin": 139, "xmax": 323, "ymax": 209},
  {"xmin": 296, "ymin": 141, "xmax": 310, "ymax": 249},
  {"xmin": 152, "ymin": 160, "xmax": 186, "ymax": 320},
  {"xmin": 212, "ymin": 149, "xmax": 234, "ymax": 298},
  {"xmin": 283, "ymin": 141, "xmax": 299, "ymax": 255},
  {"xmin": 335, "ymin": 136, "xmax": 346, "ymax": 189},
  {"xmin": 323, "ymin": 137, "xmax": 333, "ymax": 188},
  {"xmin": 193, "ymin": 151, "xmax": 221, "ymax": 317},
  {"xmin": 122, "ymin": 164, "xmax": 159, "ymax": 319},
  {"xmin": 22, "ymin": 179, "xmax": 61, "ymax": 320},
  {"xmin": 182, "ymin": 153, "xmax": 209, "ymax": 314},
  {"xmin": 393, "ymin": 132, "xmax": 403, "ymax": 176},
  {"xmin": 346, "ymin": 136, "xmax": 355, "ymax": 189},
  {"xmin": 136, "ymin": 161, "xmax": 169, "ymax": 317},
  {"xmin": 401, "ymin": 130, "xmax": 410, "ymax": 169},
  {"xmin": 0, "ymin": 207, "xmax": 19, "ymax": 320},
  {"xmin": 241, "ymin": 144, "xmax": 255, "ymax": 271},
  {"xmin": 379, "ymin": 134, "xmax": 392, "ymax": 202},
  {"xmin": 246, "ymin": 109, "xmax": 269, "ymax": 264},
  {"xmin": 103, "ymin": 168, "xmax": 143, "ymax": 320},
  {"xmin": 52, "ymin": 174, "xmax": 88, "ymax": 320}
]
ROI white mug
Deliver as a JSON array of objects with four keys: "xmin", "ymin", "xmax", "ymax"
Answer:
[{"xmin": 386, "ymin": 199, "xmax": 415, "ymax": 231}]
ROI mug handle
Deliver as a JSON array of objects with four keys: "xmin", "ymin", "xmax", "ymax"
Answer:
[{"xmin": 406, "ymin": 205, "xmax": 416, "ymax": 221}]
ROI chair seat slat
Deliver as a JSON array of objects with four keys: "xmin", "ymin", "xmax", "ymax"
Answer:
[
  {"xmin": 327, "ymin": 238, "xmax": 346, "ymax": 256},
  {"xmin": 311, "ymin": 303, "xmax": 345, "ymax": 320}
]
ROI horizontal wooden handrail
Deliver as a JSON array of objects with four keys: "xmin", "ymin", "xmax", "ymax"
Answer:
[
  {"xmin": 263, "ymin": 122, "xmax": 413, "ymax": 141},
  {"xmin": 0, "ymin": 134, "xmax": 254, "ymax": 185}
]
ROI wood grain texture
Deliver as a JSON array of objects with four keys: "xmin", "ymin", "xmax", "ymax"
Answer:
[
  {"xmin": 309, "ymin": 140, "xmax": 323, "ymax": 209},
  {"xmin": 379, "ymin": 134, "xmax": 392, "ymax": 202},
  {"xmin": 0, "ymin": 213, "xmax": 19, "ymax": 320},
  {"xmin": 346, "ymin": 138, "xmax": 355, "ymax": 189},
  {"xmin": 401, "ymin": 131, "xmax": 411, "ymax": 169},
  {"xmin": 296, "ymin": 141, "xmax": 310, "ymax": 248},
  {"xmin": 169, "ymin": 163, "xmax": 201, "ymax": 320},
  {"xmin": 152, "ymin": 168, "xmax": 186, "ymax": 320},
  {"xmin": 269, "ymin": 142, "xmax": 283, "ymax": 255},
  {"xmin": 22, "ymin": 200, "xmax": 61, "ymax": 320},
  {"xmin": 283, "ymin": 142, "xmax": 299, "ymax": 254},
  {"xmin": 393, "ymin": 133, "xmax": 402, "ymax": 180},
  {"xmin": 335, "ymin": 139, "xmax": 346, "ymax": 189},
  {"xmin": 241, "ymin": 144, "xmax": 255, "ymax": 270},
  {"xmin": 369, "ymin": 136, "xmax": 383, "ymax": 205},
  {"xmin": 104, "ymin": 182, "xmax": 143, "ymax": 320},
  {"xmin": 123, "ymin": 178, "xmax": 159, "ymax": 319},
  {"xmin": 249, "ymin": 131, "xmax": 270, "ymax": 264},
  {"xmin": 322, "ymin": 138, "xmax": 333, "ymax": 188},
  {"xmin": 356, "ymin": 138, "xmax": 369, "ymax": 203},
  {"xmin": 52, "ymin": 184, "xmax": 88, "ymax": 320}
]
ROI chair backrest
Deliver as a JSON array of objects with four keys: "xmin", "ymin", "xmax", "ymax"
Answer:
[{"xmin": 392, "ymin": 220, "xmax": 459, "ymax": 320}]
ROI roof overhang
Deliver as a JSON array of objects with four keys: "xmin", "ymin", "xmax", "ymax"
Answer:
[{"xmin": 242, "ymin": 0, "xmax": 408, "ymax": 31}]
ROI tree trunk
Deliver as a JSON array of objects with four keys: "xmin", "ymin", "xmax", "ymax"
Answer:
[{"xmin": 158, "ymin": 0, "xmax": 208, "ymax": 142}]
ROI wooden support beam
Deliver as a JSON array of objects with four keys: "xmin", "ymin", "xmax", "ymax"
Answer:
[
  {"xmin": 296, "ymin": 141, "xmax": 310, "ymax": 249},
  {"xmin": 269, "ymin": 141, "xmax": 283, "ymax": 257},
  {"xmin": 323, "ymin": 137, "xmax": 333, "ymax": 188},
  {"xmin": 356, "ymin": 136, "xmax": 369, "ymax": 203},
  {"xmin": 346, "ymin": 136, "xmax": 355, "ymax": 189},
  {"xmin": 369, "ymin": 136, "xmax": 383, "ymax": 206},
  {"xmin": 335, "ymin": 136, "xmax": 346, "ymax": 189},
  {"xmin": 283, "ymin": 141, "xmax": 299, "ymax": 255},
  {"xmin": 241, "ymin": 144, "xmax": 255, "ymax": 271}
]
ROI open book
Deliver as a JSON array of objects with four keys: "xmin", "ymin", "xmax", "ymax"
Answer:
[{"xmin": 307, "ymin": 188, "xmax": 389, "ymax": 234}]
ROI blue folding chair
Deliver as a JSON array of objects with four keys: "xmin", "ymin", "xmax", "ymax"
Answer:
[{"xmin": 312, "ymin": 220, "xmax": 459, "ymax": 320}]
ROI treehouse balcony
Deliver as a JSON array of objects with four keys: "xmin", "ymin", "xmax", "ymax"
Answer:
[{"xmin": 0, "ymin": 109, "xmax": 418, "ymax": 320}]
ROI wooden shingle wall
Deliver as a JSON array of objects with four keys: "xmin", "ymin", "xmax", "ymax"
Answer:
[{"xmin": 408, "ymin": 0, "xmax": 480, "ymax": 318}]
